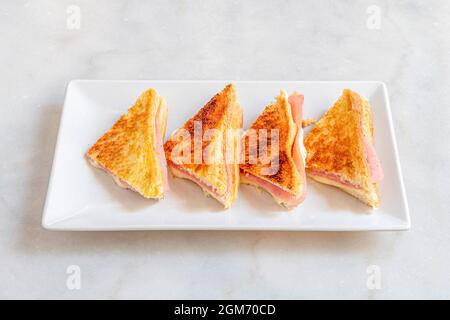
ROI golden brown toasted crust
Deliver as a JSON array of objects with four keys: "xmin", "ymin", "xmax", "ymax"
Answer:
[
  {"xmin": 240, "ymin": 90, "xmax": 301, "ymax": 196},
  {"xmin": 304, "ymin": 89, "xmax": 380, "ymax": 207},
  {"xmin": 164, "ymin": 84, "xmax": 242, "ymax": 208},
  {"xmin": 304, "ymin": 89, "xmax": 369, "ymax": 185},
  {"xmin": 302, "ymin": 118, "xmax": 316, "ymax": 128},
  {"xmin": 86, "ymin": 88, "xmax": 167, "ymax": 199}
]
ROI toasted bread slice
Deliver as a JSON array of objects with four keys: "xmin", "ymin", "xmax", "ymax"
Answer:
[
  {"xmin": 240, "ymin": 90, "xmax": 307, "ymax": 209},
  {"xmin": 304, "ymin": 89, "xmax": 383, "ymax": 207},
  {"xmin": 164, "ymin": 84, "xmax": 242, "ymax": 208},
  {"xmin": 86, "ymin": 88, "xmax": 169, "ymax": 199}
]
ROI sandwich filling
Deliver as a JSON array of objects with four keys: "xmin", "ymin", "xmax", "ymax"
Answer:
[
  {"xmin": 362, "ymin": 125, "xmax": 383, "ymax": 183},
  {"xmin": 169, "ymin": 164, "xmax": 231, "ymax": 205},
  {"xmin": 357, "ymin": 96, "xmax": 383, "ymax": 184},
  {"xmin": 361, "ymin": 133, "xmax": 383, "ymax": 183},
  {"xmin": 306, "ymin": 168, "xmax": 362, "ymax": 189},
  {"xmin": 155, "ymin": 102, "xmax": 170, "ymax": 192},
  {"xmin": 242, "ymin": 173, "xmax": 306, "ymax": 208}
]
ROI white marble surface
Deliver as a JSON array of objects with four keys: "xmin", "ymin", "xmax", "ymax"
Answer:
[{"xmin": 0, "ymin": 0, "xmax": 449, "ymax": 299}]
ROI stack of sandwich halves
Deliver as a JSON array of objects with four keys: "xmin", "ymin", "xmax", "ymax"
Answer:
[{"xmin": 86, "ymin": 84, "xmax": 383, "ymax": 209}]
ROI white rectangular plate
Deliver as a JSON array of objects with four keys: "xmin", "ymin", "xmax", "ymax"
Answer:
[{"xmin": 42, "ymin": 80, "xmax": 410, "ymax": 231}]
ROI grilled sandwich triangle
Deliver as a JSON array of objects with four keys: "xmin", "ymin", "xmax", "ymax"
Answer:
[
  {"xmin": 240, "ymin": 90, "xmax": 307, "ymax": 209},
  {"xmin": 86, "ymin": 88, "xmax": 169, "ymax": 199},
  {"xmin": 164, "ymin": 84, "xmax": 243, "ymax": 208},
  {"xmin": 304, "ymin": 89, "xmax": 383, "ymax": 207}
]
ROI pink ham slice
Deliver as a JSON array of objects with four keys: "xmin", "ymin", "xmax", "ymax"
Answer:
[
  {"xmin": 350, "ymin": 95, "xmax": 383, "ymax": 183},
  {"xmin": 167, "ymin": 138, "xmax": 235, "ymax": 205},
  {"xmin": 169, "ymin": 163, "xmax": 227, "ymax": 203},
  {"xmin": 243, "ymin": 172, "xmax": 306, "ymax": 209},
  {"xmin": 288, "ymin": 93, "xmax": 307, "ymax": 179},
  {"xmin": 242, "ymin": 92, "xmax": 307, "ymax": 209},
  {"xmin": 155, "ymin": 116, "xmax": 170, "ymax": 192},
  {"xmin": 306, "ymin": 168, "xmax": 362, "ymax": 189},
  {"xmin": 362, "ymin": 135, "xmax": 383, "ymax": 183}
]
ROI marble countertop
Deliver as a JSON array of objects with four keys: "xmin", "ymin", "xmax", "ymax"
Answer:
[{"xmin": 1, "ymin": 0, "xmax": 449, "ymax": 299}]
